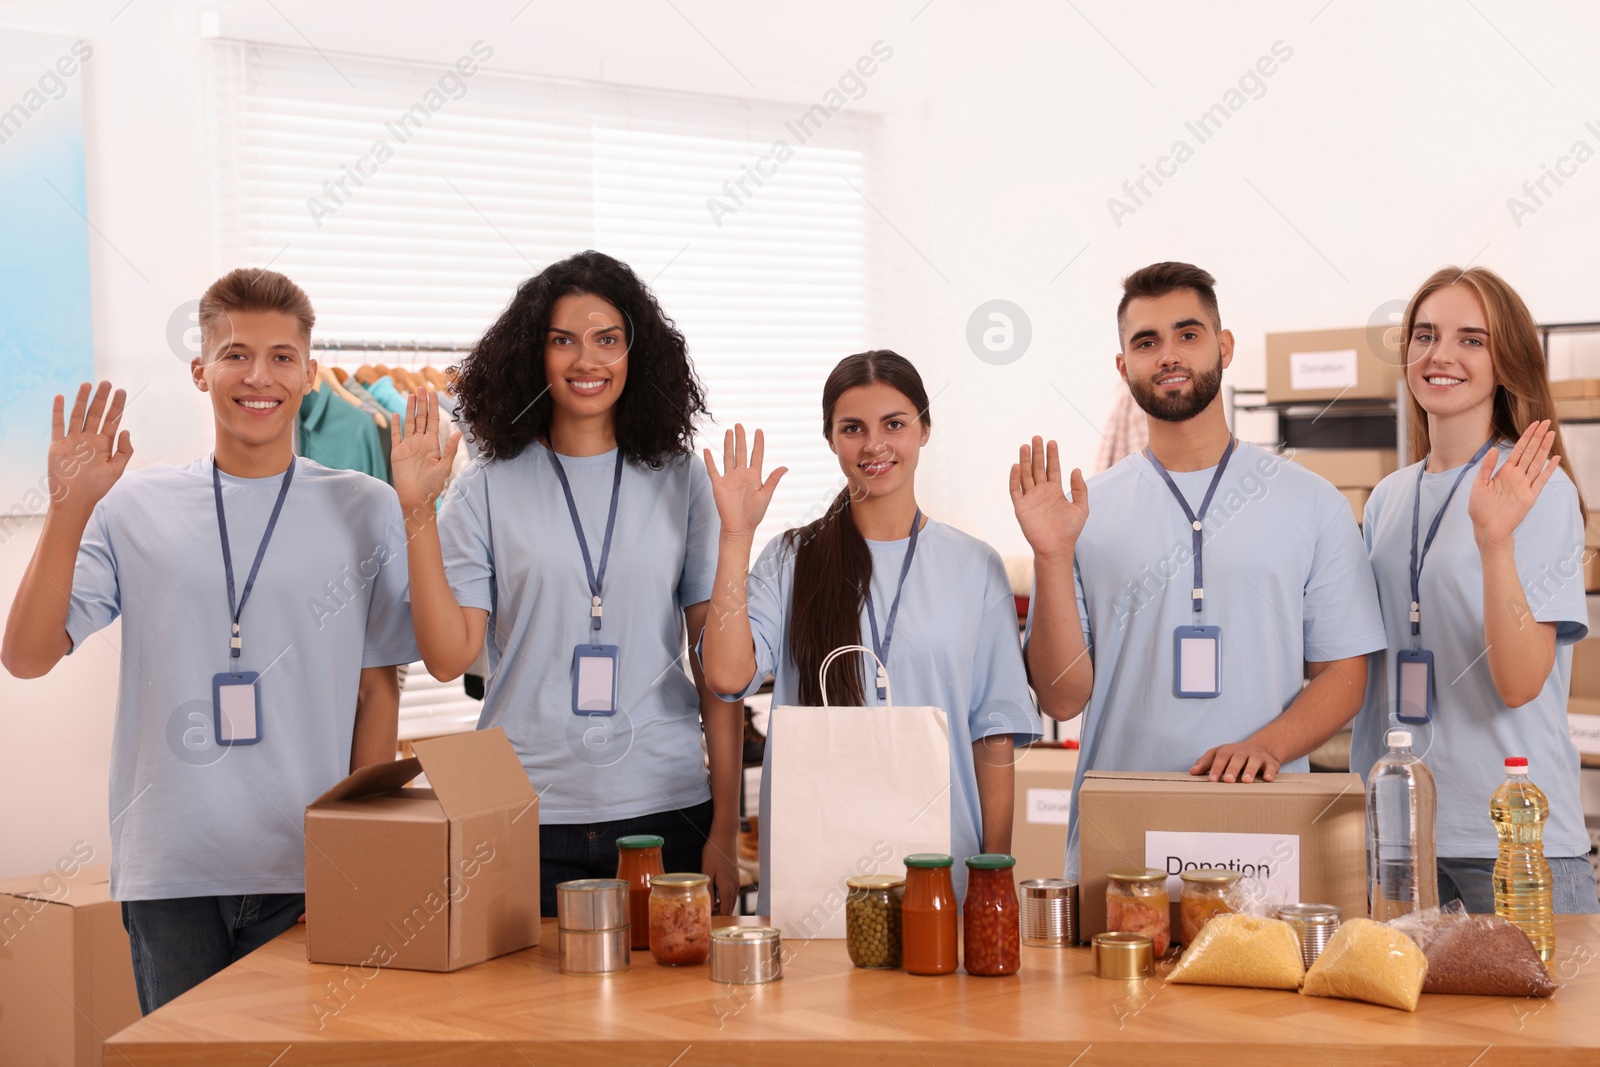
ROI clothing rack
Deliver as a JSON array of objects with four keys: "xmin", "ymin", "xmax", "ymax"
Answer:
[{"xmin": 311, "ymin": 339, "xmax": 474, "ymax": 364}]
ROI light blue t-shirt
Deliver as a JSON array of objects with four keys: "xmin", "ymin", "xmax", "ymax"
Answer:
[
  {"xmin": 723, "ymin": 519, "xmax": 1043, "ymax": 910},
  {"xmin": 65, "ymin": 457, "xmax": 420, "ymax": 900},
  {"xmin": 1350, "ymin": 444, "xmax": 1590, "ymax": 858},
  {"xmin": 437, "ymin": 443, "xmax": 718, "ymax": 822},
  {"xmin": 1032, "ymin": 441, "xmax": 1388, "ymax": 879}
]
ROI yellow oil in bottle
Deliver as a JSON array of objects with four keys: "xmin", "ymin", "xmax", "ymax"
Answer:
[{"xmin": 1490, "ymin": 758, "xmax": 1554, "ymax": 962}]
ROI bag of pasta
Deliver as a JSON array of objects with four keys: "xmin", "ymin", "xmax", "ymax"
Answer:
[
  {"xmin": 1390, "ymin": 902, "xmax": 1556, "ymax": 997},
  {"xmin": 1300, "ymin": 918, "xmax": 1427, "ymax": 1011},
  {"xmin": 1167, "ymin": 912, "xmax": 1305, "ymax": 990}
]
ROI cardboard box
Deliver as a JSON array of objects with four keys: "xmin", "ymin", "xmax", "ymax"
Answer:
[
  {"xmin": 1551, "ymin": 379, "xmax": 1600, "ymax": 400},
  {"xmin": 1556, "ymin": 397, "xmax": 1600, "ymax": 421},
  {"xmin": 1010, "ymin": 744, "xmax": 1079, "ymax": 885},
  {"xmin": 305, "ymin": 727, "xmax": 541, "ymax": 971},
  {"xmin": 1265, "ymin": 327, "xmax": 1404, "ymax": 404},
  {"xmin": 1287, "ymin": 449, "xmax": 1399, "ymax": 489},
  {"xmin": 1573, "ymin": 641, "xmax": 1600, "ymax": 699},
  {"xmin": 0, "ymin": 864, "xmax": 141, "ymax": 1067},
  {"xmin": 1076, "ymin": 771, "xmax": 1366, "ymax": 943},
  {"xmin": 1569, "ymin": 696, "xmax": 1600, "ymax": 759},
  {"xmin": 1340, "ymin": 487, "xmax": 1371, "ymax": 525}
]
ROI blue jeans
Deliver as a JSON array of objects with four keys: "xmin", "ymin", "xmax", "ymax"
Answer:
[
  {"xmin": 1437, "ymin": 856, "xmax": 1600, "ymax": 915},
  {"xmin": 121, "ymin": 893, "xmax": 305, "ymax": 1014},
  {"xmin": 539, "ymin": 799, "xmax": 714, "ymax": 919}
]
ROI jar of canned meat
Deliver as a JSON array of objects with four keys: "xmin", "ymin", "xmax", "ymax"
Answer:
[
  {"xmin": 1105, "ymin": 867, "xmax": 1170, "ymax": 957},
  {"xmin": 962, "ymin": 854, "xmax": 1020, "ymax": 977},
  {"xmin": 845, "ymin": 875, "xmax": 904, "ymax": 969},
  {"xmin": 616, "ymin": 834, "xmax": 665, "ymax": 950},
  {"xmin": 902, "ymin": 854, "xmax": 958, "ymax": 976},
  {"xmin": 648, "ymin": 873, "xmax": 711, "ymax": 966},
  {"xmin": 1178, "ymin": 868, "xmax": 1241, "ymax": 946}
]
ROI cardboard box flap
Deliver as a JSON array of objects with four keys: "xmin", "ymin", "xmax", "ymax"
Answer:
[
  {"xmin": 310, "ymin": 756, "xmax": 421, "ymax": 806},
  {"xmin": 0, "ymin": 865, "xmax": 114, "ymax": 907},
  {"xmin": 413, "ymin": 727, "xmax": 536, "ymax": 816}
]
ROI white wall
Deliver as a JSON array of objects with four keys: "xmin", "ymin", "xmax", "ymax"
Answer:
[{"xmin": 3, "ymin": 0, "xmax": 1599, "ymax": 877}]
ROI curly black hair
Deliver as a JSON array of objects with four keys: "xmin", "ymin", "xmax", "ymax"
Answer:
[{"xmin": 454, "ymin": 250, "xmax": 709, "ymax": 466}]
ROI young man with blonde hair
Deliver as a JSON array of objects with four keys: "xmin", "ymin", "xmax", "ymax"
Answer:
[{"xmin": 2, "ymin": 269, "xmax": 419, "ymax": 1012}]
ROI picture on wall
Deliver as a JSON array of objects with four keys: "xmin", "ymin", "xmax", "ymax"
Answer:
[{"xmin": 0, "ymin": 30, "xmax": 94, "ymax": 519}]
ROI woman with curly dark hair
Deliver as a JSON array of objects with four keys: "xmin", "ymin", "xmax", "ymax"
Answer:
[{"xmin": 391, "ymin": 250, "xmax": 741, "ymax": 918}]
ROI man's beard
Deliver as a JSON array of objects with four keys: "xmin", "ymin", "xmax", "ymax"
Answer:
[{"xmin": 1127, "ymin": 355, "xmax": 1224, "ymax": 423}]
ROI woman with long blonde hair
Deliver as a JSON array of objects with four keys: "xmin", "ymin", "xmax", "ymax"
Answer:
[{"xmin": 1351, "ymin": 265, "xmax": 1599, "ymax": 913}]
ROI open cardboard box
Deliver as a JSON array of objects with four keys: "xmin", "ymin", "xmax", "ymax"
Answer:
[
  {"xmin": 1077, "ymin": 770, "xmax": 1366, "ymax": 943},
  {"xmin": 305, "ymin": 727, "xmax": 540, "ymax": 971}
]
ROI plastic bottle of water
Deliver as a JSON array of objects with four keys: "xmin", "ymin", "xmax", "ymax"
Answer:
[
  {"xmin": 1491, "ymin": 756, "xmax": 1555, "ymax": 961},
  {"xmin": 1366, "ymin": 729, "xmax": 1439, "ymax": 920}
]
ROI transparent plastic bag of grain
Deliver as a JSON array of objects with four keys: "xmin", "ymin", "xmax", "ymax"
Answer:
[
  {"xmin": 1167, "ymin": 912, "xmax": 1305, "ymax": 990},
  {"xmin": 1389, "ymin": 902, "xmax": 1556, "ymax": 997},
  {"xmin": 1300, "ymin": 918, "xmax": 1427, "ymax": 1011}
]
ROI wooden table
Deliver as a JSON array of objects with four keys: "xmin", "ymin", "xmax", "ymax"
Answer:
[{"xmin": 107, "ymin": 915, "xmax": 1600, "ymax": 1066}]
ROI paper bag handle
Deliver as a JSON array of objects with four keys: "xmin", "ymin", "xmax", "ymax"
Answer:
[{"xmin": 818, "ymin": 644, "xmax": 891, "ymax": 707}]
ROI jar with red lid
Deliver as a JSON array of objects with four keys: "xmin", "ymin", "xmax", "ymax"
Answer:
[
  {"xmin": 902, "ymin": 853, "xmax": 958, "ymax": 976},
  {"xmin": 616, "ymin": 835, "xmax": 665, "ymax": 950},
  {"xmin": 962, "ymin": 854, "xmax": 1020, "ymax": 977}
]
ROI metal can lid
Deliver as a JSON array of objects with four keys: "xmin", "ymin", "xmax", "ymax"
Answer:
[
  {"xmin": 1019, "ymin": 878, "xmax": 1078, "ymax": 897},
  {"xmin": 1105, "ymin": 866, "xmax": 1167, "ymax": 884},
  {"xmin": 1277, "ymin": 903, "xmax": 1341, "ymax": 923},
  {"xmin": 904, "ymin": 853, "xmax": 954, "ymax": 868},
  {"xmin": 556, "ymin": 878, "xmax": 628, "ymax": 893},
  {"xmin": 1177, "ymin": 868, "xmax": 1243, "ymax": 885},
  {"xmin": 711, "ymin": 925, "xmax": 781, "ymax": 943},
  {"xmin": 651, "ymin": 872, "xmax": 710, "ymax": 888},
  {"xmin": 616, "ymin": 835, "xmax": 665, "ymax": 849},
  {"xmin": 846, "ymin": 875, "xmax": 906, "ymax": 890},
  {"xmin": 964, "ymin": 853, "xmax": 1016, "ymax": 869},
  {"xmin": 1092, "ymin": 931, "xmax": 1154, "ymax": 979}
]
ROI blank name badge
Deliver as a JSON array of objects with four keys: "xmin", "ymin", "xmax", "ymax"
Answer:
[{"xmin": 1174, "ymin": 625, "xmax": 1221, "ymax": 698}]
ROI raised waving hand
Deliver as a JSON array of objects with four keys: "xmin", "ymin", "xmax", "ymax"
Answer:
[
  {"xmin": 391, "ymin": 388, "xmax": 463, "ymax": 511},
  {"xmin": 702, "ymin": 425, "xmax": 787, "ymax": 540},
  {"xmin": 1009, "ymin": 437, "xmax": 1088, "ymax": 559},
  {"xmin": 50, "ymin": 381, "xmax": 134, "ymax": 518},
  {"xmin": 1468, "ymin": 420, "xmax": 1557, "ymax": 549}
]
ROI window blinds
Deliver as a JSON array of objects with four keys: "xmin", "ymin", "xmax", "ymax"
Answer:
[{"xmin": 206, "ymin": 38, "xmax": 881, "ymax": 545}]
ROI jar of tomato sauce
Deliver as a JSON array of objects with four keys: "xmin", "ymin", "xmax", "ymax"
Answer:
[
  {"xmin": 962, "ymin": 854, "xmax": 1020, "ymax": 977},
  {"xmin": 901, "ymin": 853, "xmax": 958, "ymax": 975},
  {"xmin": 615, "ymin": 835, "xmax": 665, "ymax": 950}
]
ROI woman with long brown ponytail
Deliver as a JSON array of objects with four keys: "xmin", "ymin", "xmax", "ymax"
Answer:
[
  {"xmin": 1351, "ymin": 266, "xmax": 1599, "ymax": 914},
  {"xmin": 700, "ymin": 350, "xmax": 1040, "ymax": 911}
]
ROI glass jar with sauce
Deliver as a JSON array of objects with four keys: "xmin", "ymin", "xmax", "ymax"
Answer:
[
  {"xmin": 616, "ymin": 834, "xmax": 665, "ymax": 950},
  {"xmin": 962, "ymin": 854, "xmax": 1020, "ymax": 977},
  {"xmin": 902, "ymin": 853, "xmax": 958, "ymax": 976},
  {"xmin": 1178, "ymin": 868, "xmax": 1241, "ymax": 946},
  {"xmin": 1106, "ymin": 867, "xmax": 1170, "ymax": 957},
  {"xmin": 648, "ymin": 873, "xmax": 712, "ymax": 966}
]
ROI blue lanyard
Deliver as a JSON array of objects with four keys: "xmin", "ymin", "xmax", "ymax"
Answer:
[
  {"xmin": 546, "ymin": 447, "xmax": 625, "ymax": 636},
  {"xmin": 1408, "ymin": 439, "xmax": 1495, "ymax": 641},
  {"xmin": 212, "ymin": 458, "xmax": 295, "ymax": 660},
  {"xmin": 864, "ymin": 509, "xmax": 922, "ymax": 697},
  {"xmin": 1144, "ymin": 438, "xmax": 1236, "ymax": 615}
]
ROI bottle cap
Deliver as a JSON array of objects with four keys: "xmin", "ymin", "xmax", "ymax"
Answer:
[
  {"xmin": 1505, "ymin": 756, "xmax": 1529, "ymax": 773},
  {"xmin": 1386, "ymin": 729, "xmax": 1412, "ymax": 748}
]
